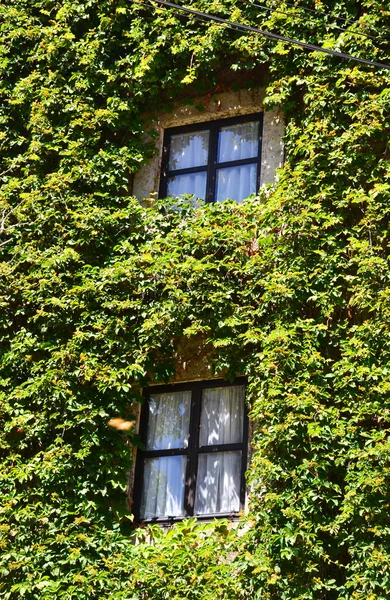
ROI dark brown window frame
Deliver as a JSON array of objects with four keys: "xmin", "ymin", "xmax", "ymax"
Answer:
[
  {"xmin": 133, "ymin": 378, "xmax": 249, "ymax": 524},
  {"xmin": 159, "ymin": 113, "xmax": 263, "ymax": 203}
]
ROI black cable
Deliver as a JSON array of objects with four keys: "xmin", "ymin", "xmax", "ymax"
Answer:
[
  {"xmin": 130, "ymin": 0, "xmax": 390, "ymax": 71},
  {"xmin": 282, "ymin": 1, "xmax": 358, "ymax": 26},
  {"xmin": 244, "ymin": 0, "xmax": 382, "ymax": 42},
  {"xmin": 132, "ymin": 0, "xmax": 245, "ymax": 34},
  {"xmin": 136, "ymin": 0, "xmax": 389, "ymax": 46},
  {"xmin": 276, "ymin": 0, "xmax": 390, "ymax": 38}
]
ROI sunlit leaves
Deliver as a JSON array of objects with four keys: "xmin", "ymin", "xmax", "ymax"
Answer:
[{"xmin": 1, "ymin": 0, "xmax": 390, "ymax": 598}]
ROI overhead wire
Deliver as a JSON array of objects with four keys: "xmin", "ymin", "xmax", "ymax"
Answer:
[
  {"xmin": 280, "ymin": 1, "xmax": 359, "ymax": 26},
  {"xmin": 242, "ymin": 0, "xmax": 382, "ymax": 42},
  {"xmin": 132, "ymin": 0, "xmax": 244, "ymax": 34},
  {"xmin": 129, "ymin": 0, "xmax": 390, "ymax": 71},
  {"xmin": 280, "ymin": 1, "xmax": 369, "ymax": 27},
  {"xmin": 273, "ymin": 1, "xmax": 390, "ymax": 39}
]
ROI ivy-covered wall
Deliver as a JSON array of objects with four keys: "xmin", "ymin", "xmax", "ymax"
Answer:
[{"xmin": 1, "ymin": 1, "xmax": 390, "ymax": 598}]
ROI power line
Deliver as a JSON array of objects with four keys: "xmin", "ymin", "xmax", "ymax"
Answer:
[
  {"xmin": 279, "ymin": 1, "xmax": 370, "ymax": 29},
  {"xmin": 282, "ymin": 1, "xmax": 358, "ymax": 27},
  {"xmin": 274, "ymin": 1, "xmax": 390, "ymax": 39},
  {"xmin": 243, "ymin": 0, "xmax": 382, "ymax": 42},
  {"xmin": 132, "ymin": 0, "xmax": 243, "ymax": 33},
  {"xmin": 130, "ymin": 0, "xmax": 390, "ymax": 71},
  {"xmin": 135, "ymin": 0, "xmax": 389, "ymax": 46}
]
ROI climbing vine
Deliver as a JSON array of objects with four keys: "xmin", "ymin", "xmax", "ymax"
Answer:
[{"xmin": 1, "ymin": 0, "xmax": 390, "ymax": 598}]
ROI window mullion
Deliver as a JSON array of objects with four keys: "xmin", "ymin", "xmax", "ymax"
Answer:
[
  {"xmin": 133, "ymin": 398, "xmax": 149, "ymax": 521},
  {"xmin": 166, "ymin": 165, "xmax": 208, "ymax": 177},
  {"xmin": 159, "ymin": 129, "xmax": 170, "ymax": 199},
  {"xmin": 185, "ymin": 385, "xmax": 202, "ymax": 516},
  {"xmin": 206, "ymin": 122, "xmax": 218, "ymax": 203},
  {"xmin": 197, "ymin": 442, "xmax": 243, "ymax": 453},
  {"xmin": 215, "ymin": 157, "xmax": 259, "ymax": 169},
  {"xmin": 240, "ymin": 392, "xmax": 249, "ymax": 510},
  {"xmin": 143, "ymin": 448, "xmax": 188, "ymax": 458},
  {"xmin": 256, "ymin": 113, "xmax": 264, "ymax": 194}
]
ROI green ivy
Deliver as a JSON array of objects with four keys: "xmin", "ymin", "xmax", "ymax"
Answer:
[{"xmin": 1, "ymin": 0, "xmax": 390, "ymax": 598}]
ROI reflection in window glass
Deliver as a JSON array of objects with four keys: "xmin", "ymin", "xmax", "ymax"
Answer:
[
  {"xmin": 199, "ymin": 386, "xmax": 244, "ymax": 446},
  {"xmin": 140, "ymin": 456, "xmax": 187, "ymax": 519},
  {"xmin": 217, "ymin": 121, "xmax": 259, "ymax": 163},
  {"xmin": 169, "ymin": 130, "xmax": 210, "ymax": 170},
  {"xmin": 146, "ymin": 391, "xmax": 191, "ymax": 450},
  {"xmin": 167, "ymin": 172, "xmax": 207, "ymax": 200},
  {"xmin": 215, "ymin": 163, "xmax": 257, "ymax": 202},
  {"xmin": 195, "ymin": 451, "xmax": 241, "ymax": 514}
]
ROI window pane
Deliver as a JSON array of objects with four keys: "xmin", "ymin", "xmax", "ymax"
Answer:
[
  {"xmin": 215, "ymin": 163, "xmax": 257, "ymax": 203},
  {"xmin": 195, "ymin": 451, "xmax": 241, "ymax": 514},
  {"xmin": 140, "ymin": 456, "xmax": 187, "ymax": 519},
  {"xmin": 167, "ymin": 171, "xmax": 207, "ymax": 200},
  {"xmin": 199, "ymin": 386, "xmax": 245, "ymax": 446},
  {"xmin": 217, "ymin": 121, "xmax": 259, "ymax": 163},
  {"xmin": 146, "ymin": 391, "xmax": 191, "ymax": 450},
  {"xmin": 169, "ymin": 130, "xmax": 210, "ymax": 170}
]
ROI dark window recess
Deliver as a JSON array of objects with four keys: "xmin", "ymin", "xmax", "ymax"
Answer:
[
  {"xmin": 159, "ymin": 114, "xmax": 263, "ymax": 203},
  {"xmin": 133, "ymin": 379, "xmax": 248, "ymax": 523}
]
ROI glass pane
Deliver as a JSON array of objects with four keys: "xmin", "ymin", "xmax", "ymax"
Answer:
[
  {"xmin": 140, "ymin": 456, "xmax": 187, "ymax": 519},
  {"xmin": 199, "ymin": 386, "xmax": 245, "ymax": 446},
  {"xmin": 215, "ymin": 163, "xmax": 257, "ymax": 203},
  {"xmin": 169, "ymin": 130, "xmax": 210, "ymax": 170},
  {"xmin": 146, "ymin": 391, "xmax": 191, "ymax": 450},
  {"xmin": 195, "ymin": 451, "xmax": 241, "ymax": 514},
  {"xmin": 167, "ymin": 171, "xmax": 207, "ymax": 200},
  {"xmin": 217, "ymin": 121, "xmax": 259, "ymax": 163}
]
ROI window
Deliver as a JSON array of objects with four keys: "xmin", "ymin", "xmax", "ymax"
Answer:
[
  {"xmin": 134, "ymin": 379, "xmax": 248, "ymax": 522},
  {"xmin": 159, "ymin": 114, "xmax": 263, "ymax": 203}
]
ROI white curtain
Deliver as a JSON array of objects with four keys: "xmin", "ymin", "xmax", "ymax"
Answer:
[
  {"xmin": 199, "ymin": 385, "xmax": 244, "ymax": 446},
  {"xmin": 218, "ymin": 121, "xmax": 259, "ymax": 162},
  {"xmin": 195, "ymin": 451, "xmax": 241, "ymax": 514},
  {"xmin": 169, "ymin": 130, "xmax": 210, "ymax": 170},
  {"xmin": 195, "ymin": 385, "xmax": 245, "ymax": 514},
  {"xmin": 167, "ymin": 171, "xmax": 207, "ymax": 200},
  {"xmin": 146, "ymin": 391, "xmax": 191, "ymax": 450},
  {"xmin": 140, "ymin": 391, "xmax": 191, "ymax": 519},
  {"xmin": 141, "ymin": 456, "xmax": 187, "ymax": 519},
  {"xmin": 215, "ymin": 163, "xmax": 257, "ymax": 203}
]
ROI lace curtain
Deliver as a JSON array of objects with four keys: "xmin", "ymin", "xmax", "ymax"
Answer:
[
  {"xmin": 169, "ymin": 130, "xmax": 209, "ymax": 170},
  {"xmin": 195, "ymin": 385, "xmax": 245, "ymax": 514},
  {"xmin": 167, "ymin": 171, "xmax": 207, "ymax": 200},
  {"xmin": 217, "ymin": 121, "xmax": 259, "ymax": 162},
  {"xmin": 141, "ymin": 455, "xmax": 187, "ymax": 519},
  {"xmin": 140, "ymin": 391, "xmax": 190, "ymax": 519},
  {"xmin": 215, "ymin": 163, "xmax": 257, "ymax": 203}
]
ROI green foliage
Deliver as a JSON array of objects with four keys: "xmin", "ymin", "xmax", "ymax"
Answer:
[
  {"xmin": 130, "ymin": 519, "xmax": 256, "ymax": 600},
  {"xmin": 1, "ymin": 0, "xmax": 390, "ymax": 598}
]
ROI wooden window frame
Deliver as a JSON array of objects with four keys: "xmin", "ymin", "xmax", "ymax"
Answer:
[
  {"xmin": 159, "ymin": 113, "xmax": 263, "ymax": 203},
  {"xmin": 133, "ymin": 378, "xmax": 248, "ymax": 524}
]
